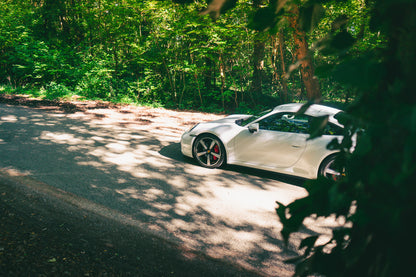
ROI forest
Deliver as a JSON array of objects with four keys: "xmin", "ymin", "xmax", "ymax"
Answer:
[
  {"xmin": 1, "ymin": 0, "xmax": 416, "ymax": 276},
  {"xmin": 0, "ymin": 0, "xmax": 383, "ymax": 113}
]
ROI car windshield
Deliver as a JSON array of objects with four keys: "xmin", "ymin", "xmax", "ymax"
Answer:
[{"xmin": 236, "ymin": 109, "xmax": 272, "ymax": 126}]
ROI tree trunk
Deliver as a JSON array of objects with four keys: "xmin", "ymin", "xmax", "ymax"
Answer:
[
  {"xmin": 219, "ymin": 53, "xmax": 226, "ymax": 110},
  {"xmin": 271, "ymin": 36, "xmax": 279, "ymax": 91},
  {"xmin": 250, "ymin": 0, "xmax": 266, "ymax": 104},
  {"xmin": 278, "ymin": 31, "xmax": 289, "ymax": 102},
  {"xmin": 204, "ymin": 57, "xmax": 213, "ymax": 90},
  {"xmin": 251, "ymin": 35, "xmax": 265, "ymax": 103},
  {"xmin": 194, "ymin": 73, "xmax": 203, "ymax": 107},
  {"xmin": 287, "ymin": 5, "xmax": 321, "ymax": 102}
]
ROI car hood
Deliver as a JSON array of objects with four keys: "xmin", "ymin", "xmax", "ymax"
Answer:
[{"xmin": 208, "ymin": 114, "xmax": 251, "ymax": 124}]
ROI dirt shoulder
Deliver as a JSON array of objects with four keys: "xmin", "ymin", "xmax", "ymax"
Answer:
[{"xmin": 0, "ymin": 93, "xmax": 224, "ymax": 128}]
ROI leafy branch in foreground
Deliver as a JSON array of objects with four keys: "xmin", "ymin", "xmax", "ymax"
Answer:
[{"xmin": 275, "ymin": 0, "xmax": 416, "ymax": 276}]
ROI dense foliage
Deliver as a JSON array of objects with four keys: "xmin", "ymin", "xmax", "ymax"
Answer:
[
  {"xmin": 0, "ymin": 0, "xmax": 382, "ymax": 113},
  {"xmin": 245, "ymin": 0, "xmax": 414, "ymax": 276}
]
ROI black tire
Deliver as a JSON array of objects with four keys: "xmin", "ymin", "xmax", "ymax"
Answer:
[
  {"xmin": 192, "ymin": 134, "xmax": 226, "ymax": 168},
  {"xmin": 318, "ymin": 155, "xmax": 345, "ymax": 181}
]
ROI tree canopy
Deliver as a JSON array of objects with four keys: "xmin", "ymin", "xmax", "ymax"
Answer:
[{"xmin": 1, "ymin": 0, "xmax": 383, "ymax": 112}]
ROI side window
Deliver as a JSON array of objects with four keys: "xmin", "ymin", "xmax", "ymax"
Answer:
[
  {"xmin": 291, "ymin": 114, "xmax": 310, "ymax": 134},
  {"xmin": 258, "ymin": 113, "xmax": 282, "ymax": 131},
  {"xmin": 324, "ymin": 123, "xmax": 343, "ymax": 136},
  {"xmin": 258, "ymin": 113, "xmax": 311, "ymax": 134}
]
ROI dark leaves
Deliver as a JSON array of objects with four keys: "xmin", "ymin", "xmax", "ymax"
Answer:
[
  {"xmin": 353, "ymin": 132, "xmax": 372, "ymax": 156},
  {"xmin": 331, "ymin": 29, "xmax": 355, "ymax": 51},
  {"xmin": 299, "ymin": 235, "xmax": 319, "ymax": 254},
  {"xmin": 308, "ymin": 115, "xmax": 329, "ymax": 140},
  {"xmin": 299, "ymin": 3, "xmax": 325, "ymax": 33},
  {"xmin": 295, "ymin": 101, "xmax": 314, "ymax": 115},
  {"xmin": 171, "ymin": 0, "xmax": 195, "ymax": 4},
  {"xmin": 332, "ymin": 55, "xmax": 385, "ymax": 90},
  {"xmin": 249, "ymin": 7, "xmax": 279, "ymax": 31},
  {"xmin": 200, "ymin": 0, "xmax": 238, "ymax": 19},
  {"xmin": 275, "ymin": 200, "xmax": 309, "ymax": 244}
]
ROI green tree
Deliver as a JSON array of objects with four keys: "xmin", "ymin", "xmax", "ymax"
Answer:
[
  {"xmin": 286, "ymin": 3, "xmax": 321, "ymax": 102},
  {"xmin": 0, "ymin": 0, "xmax": 387, "ymax": 112},
  {"xmin": 250, "ymin": 0, "xmax": 267, "ymax": 103}
]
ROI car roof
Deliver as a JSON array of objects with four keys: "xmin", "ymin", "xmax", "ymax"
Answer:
[{"xmin": 273, "ymin": 103, "xmax": 342, "ymax": 117}]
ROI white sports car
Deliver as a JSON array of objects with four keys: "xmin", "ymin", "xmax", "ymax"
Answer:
[{"xmin": 181, "ymin": 103, "xmax": 345, "ymax": 180}]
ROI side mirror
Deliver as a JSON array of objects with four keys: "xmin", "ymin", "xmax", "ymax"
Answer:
[{"xmin": 248, "ymin": 123, "xmax": 259, "ymax": 133}]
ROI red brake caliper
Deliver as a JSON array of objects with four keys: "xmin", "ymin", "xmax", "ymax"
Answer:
[{"xmin": 213, "ymin": 144, "xmax": 219, "ymax": 160}]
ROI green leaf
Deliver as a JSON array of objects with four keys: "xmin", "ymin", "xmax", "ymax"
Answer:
[
  {"xmin": 333, "ymin": 111, "xmax": 353, "ymax": 126},
  {"xmin": 299, "ymin": 235, "xmax": 319, "ymax": 250},
  {"xmin": 331, "ymin": 14, "xmax": 349, "ymax": 31},
  {"xmin": 200, "ymin": 0, "xmax": 238, "ymax": 19},
  {"xmin": 332, "ymin": 55, "xmax": 385, "ymax": 90},
  {"xmin": 331, "ymin": 29, "xmax": 355, "ymax": 50},
  {"xmin": 172, "ymin": 0, "xmax": 194, "ymax": 3},
  {"xmin": 275, "ymin": 201, "xmax": 287, "ymax": 221},
  {"xmin": 327, "ymin": 138, "xmax": 341, "ymax": 150},
  {"xmin": 299, "ymin": 3, "xmax": 325, "ymax": 33},
  {"xmin": 295, "ymin": 101, "xmax": 314, "ymax": 115},
  {"xmin": 308, "ymin": 115, "xmax": 329, "ymax": 140},
  {"xmin": 250, "ymin": 7, "xmax": 278, "ymax": 31},
  {"xmin": 314, "ymin": 63, "xmax": 335, "ymax": 78},
  {"xmin": 354, "ymin": 132, "xmax": 372, "ymax": 156}
]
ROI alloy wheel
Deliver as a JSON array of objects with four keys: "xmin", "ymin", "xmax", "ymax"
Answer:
[
  {"xmin": 320, "ymin": 156, "xmax": 345, "ymax": 181},
  {"xmin": 193, "ymin": 135, "xmax": 225, "ymax": 168}
]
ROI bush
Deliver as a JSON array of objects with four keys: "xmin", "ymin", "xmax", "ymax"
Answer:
[
  {"xmin": 44, "ymin": 82, "xmax": 73, "ymax": 100},
  {"xmin": 76, "ymin": 61, "xmax": 115, "ymax": 100}
]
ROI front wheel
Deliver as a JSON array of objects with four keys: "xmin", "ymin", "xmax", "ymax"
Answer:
[
  {"xmin": 318, "ymin": 155, "xmax": 345, "ymax": 181},
  {"xmin": 192, "ymin": 134, "xmax": 226, "ymax": 168}
]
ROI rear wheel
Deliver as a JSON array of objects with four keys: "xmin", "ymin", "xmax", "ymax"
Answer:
[
  {"xmin": 192, "ymin": 134, "xmax": 226, "ymax": 168},
  {"xmin": 319, "ymin": 155, "xmax": 345, "ymax": 181}
]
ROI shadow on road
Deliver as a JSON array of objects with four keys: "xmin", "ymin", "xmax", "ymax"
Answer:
[
  {"xmin": 0, "ymin": 103, "xmax": 335, "ymax": 276},
  {"xmin": 159, "ymin": 142, "xmax": 306, "ymax": 188}
]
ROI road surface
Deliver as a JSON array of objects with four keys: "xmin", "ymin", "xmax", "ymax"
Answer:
[{"xmin": 0, "ymin": 102, "xmax": 340, "ymax": 276}]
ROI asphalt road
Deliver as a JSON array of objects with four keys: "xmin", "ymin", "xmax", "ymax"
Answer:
[{"xmin": 0, "ymin": 103, "xmax": 340, "ymax": 276}]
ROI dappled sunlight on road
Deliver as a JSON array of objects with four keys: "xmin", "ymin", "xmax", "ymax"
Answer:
[
  {"xmin": 40, "ymin": 131, "xmax": 96, "ymax": 146},
  {"xmin": 0, "ymin": 103, "xmax": 340, "ymax": 276},
  {"xmin": 1, "ymin": 114, "xmax": 18, "ymax": 122}
]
